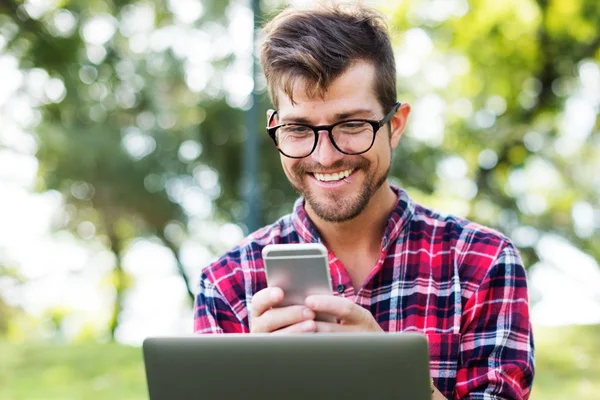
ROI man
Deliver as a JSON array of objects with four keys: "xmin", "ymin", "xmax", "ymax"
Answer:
[{"xmin": 194, "ymin": 3, "xmax": 534, "ymax": 399}]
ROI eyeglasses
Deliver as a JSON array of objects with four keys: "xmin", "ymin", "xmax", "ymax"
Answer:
[{"xmin": 266, "ymin": 102, "xmax": 401, "ymax": 159}]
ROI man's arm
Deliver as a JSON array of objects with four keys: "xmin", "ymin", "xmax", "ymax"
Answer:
[
  {"xmin": 455, "ymin": 242, "xmax": 535, "ymax": 399},
  {"xmin": 194, "ymin": 272, "xmax": 249, "ymax": 334}
]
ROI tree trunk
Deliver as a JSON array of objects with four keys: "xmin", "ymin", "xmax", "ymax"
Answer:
[
  {"xmin": 106, "ymin": 226, "xmax": 126, "ymax": 341},
  {"xmin": 158, "ymin": 233, "xmax": 195, "ymax": 304}
]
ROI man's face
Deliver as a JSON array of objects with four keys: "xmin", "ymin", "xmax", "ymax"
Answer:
[{"xmin": 270, "ymin": 61, "xmax": 407, "ymax": 223}]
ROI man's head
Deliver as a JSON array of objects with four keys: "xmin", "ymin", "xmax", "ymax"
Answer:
[
  {"xmin": 260, "ymin": 3, "xmax": 410, "ymax": 223},
  {"xmin": 260, "ymin": 2, "xmax": 397, "ymax": 111}
]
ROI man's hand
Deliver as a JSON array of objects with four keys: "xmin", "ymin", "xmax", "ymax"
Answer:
[
  {"xmin": 431, "ymin": 384, "xmax": 447, "ymax": 400},
  {"xmin": 250, "ymin": 287, "xmax": 317, "ymax": 334},
  {"xmin": 304, "ymin": 295, "xmax": 383, "ymax": 333}
]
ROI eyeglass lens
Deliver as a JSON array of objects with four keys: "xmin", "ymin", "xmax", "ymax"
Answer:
[{"xmin": 276, "ymin": 121, "xmax": 374, "ymax": 157}]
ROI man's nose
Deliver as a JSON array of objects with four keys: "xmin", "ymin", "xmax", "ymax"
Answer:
[{"xmin": 311, "ymin": 130, "xmax": 345, "ymax": 167}]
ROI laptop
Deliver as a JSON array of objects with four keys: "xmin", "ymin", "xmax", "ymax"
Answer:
[{"xmin": 143, "ymin": 332, "xmax": 432, "ymax": 400}]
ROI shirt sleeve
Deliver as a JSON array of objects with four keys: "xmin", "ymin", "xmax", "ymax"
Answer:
[
  {"xmin": 455, "ymin": 241, "xmax": 535, "ymax": 399},
  {"xmin": 193, "ymin": 272, "xmax": 249, "ymax": 334}
]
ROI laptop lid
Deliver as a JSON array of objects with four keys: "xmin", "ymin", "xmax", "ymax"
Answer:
[{"xmin": 143, "ymin": 333, "xmax": 431, "ymax": 400}]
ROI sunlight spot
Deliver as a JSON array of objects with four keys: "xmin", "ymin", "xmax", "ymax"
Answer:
[
  {"xmin": 511, "ymin": 225, "xmax": 539, "ymax": 248},
  {"xmin": 23, "ymin": 0, "xmax": 57, "ymax": 20},
  {"xmin": 77, "ymin": 221, "xmax": 96, "ymax": 240},
  {"xmin": 71, "ymin": 182, "xmax": 95, "ymax": 201},
  {"xmin": 119, "ymin": 2, "xmax": 155, "ymax": 37},
  {"xmin": 404, "ymin": 28, "xmax": 433, "ymax": 57},
  {"xmin": 168, "ymin": 0, "xmax": 204, "ymax": 25},
  {"xmin": 486, "ymin": 95, "xmax": 507, "ymax": 115},
  {"xmin": 424, "ymin": 62, "xmax": 450, "ymax": 89},
  {"xmin": 449, "ymin": 55, "xmax": 470, "ymax": 76},
  {"xmin": 26, "ymin": 68, "xmax": 49, "ymax": 103},
  {"xmin": 164, "ymin": 221, "xmax": 186, "ymax": 244},
  {"xmin": 0, "ymin": 55, "xmax": 24, "ymax": 108},
  {"xmin": 181, "ymin": 187, "xmax": 212, "ymax": 218},
  {"xmin": 578, "ymin": 60, "xmax": 600, "ymax": 104},
  {"xmin": 409, "ymin": 94, "xmax": 445, "ymax": 146},
  {"xmin": 452, "ymin": 98, "xmax": 473, "ymax": 119},
  {"xmin": 178, "ymin": 140, "xmax": 203, "ymax": 163},
  {"xmin": 185, "ymin": 63, "xmax": 213, "ymax": 93},
  {"xmin": 121, "ymin": 127, "xmax": 156, "ymax": 160},
  {"xmin": 517, "ymin": 193, "xmax": 547, "ymax": 216},
  {"xmin": 86, "ymin": 44, "xmax": 107, "ymax": 64},
  {"xmin": 396, "ymin": 52, "xmax": 420, "ymax": 78},
  {"xmin": 78, "ymin": 65, "xmax": 98, "ymax": 84},
  {"xmin": 437, "ymin": 155, "xmax": 468, "ymax": 180},
  {"xmin": 473, "ymin": 109, "xmax": 496, "ymax": 129},
  {"xmin": 0, "ymin": 149, "xmax": 38, "ymax": 188},
  {"xmin": 227, "ymin": 2, "xmax": 253, "ymax": 56},
  {"xmin": 82, "ymin": 15, "xmax": 117, "ymax": 45},
  {"xmin": 224, "ymin": 62, "xmax": 254, "ymax": 107},
  {"xmin": 45, "ymin": 77, "xmax": 66, "ymax": 103},
  {"xmin": 219, "ymin": 223, "xmax": 244, "ymax": 248},
  {"xmin": 478, "ymin": 149, "xmax": 498, "ymax": 170},
  {"xmin": 524, "ymin": 131, "xmax": 544, "ymax": 152},
  {"xmin": 52, "ymin": 9, "xmax": 76, "ymax": 37},
  {"xmin": 572, "ymin": 202, "xmax": 595, "ymax": 239}
]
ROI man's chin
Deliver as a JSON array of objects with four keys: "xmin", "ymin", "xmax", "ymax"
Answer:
[
  {"xmin": 311, "ymin": 207, "xmax": 363, "ymax": 223},
  {"xmin": 305, "ymin": 196, "xmax": 365, "ymax": 223}
]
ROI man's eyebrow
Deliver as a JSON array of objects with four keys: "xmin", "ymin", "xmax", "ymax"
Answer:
[
  {"xmin": 280, "ymin": 109, "xmax": 377, "ymax": 124},
  {"xmin": 333, "ymin": 109, "xmax": 377, "ymax": 120}
]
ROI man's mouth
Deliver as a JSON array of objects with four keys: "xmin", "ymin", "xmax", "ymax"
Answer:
[{"xmin": 312, "ymin": 168, "xmax": 354, "ymax": 182}]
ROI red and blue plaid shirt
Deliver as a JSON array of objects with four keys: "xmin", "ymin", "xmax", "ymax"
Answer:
[{"xmin": 194, "ymin": 186, "xmax": 535, "ymax": 399}]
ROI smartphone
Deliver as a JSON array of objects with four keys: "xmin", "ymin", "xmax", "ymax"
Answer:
[{"xmin": 262, "ymin": 243, "xmax": 335, "ymax": 323}]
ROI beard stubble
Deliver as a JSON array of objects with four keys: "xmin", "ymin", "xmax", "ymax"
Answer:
[{"xmin": 290, "ymin": 157, "xmax": 391, "ymax": 223}]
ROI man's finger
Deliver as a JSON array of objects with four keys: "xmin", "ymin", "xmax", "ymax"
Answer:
[
  {"xmin": 250, "ymin": 287, "xmax": 284, "ymax": 320},
  {"xmin": 250, "ymin": 306, "xmax": 315, "ymax": 333},
  {"xmin": 272, "ymin": 319, "xmax": 317, "ymax": 335},
  {"xmin": 314, "ymin": 321, "xmax": 356, "ymax": 333},
  {"xmin": 253, "ymin": 305, "xmax": 315, "ymax": 333},
  {"xmin": 305, "ymin": 295, "xmax": 366, "ymax": 323}
]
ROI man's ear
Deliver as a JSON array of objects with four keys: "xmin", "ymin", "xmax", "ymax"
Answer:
[
  {"xmin": 389, "ymin": 103, "xmax": 410, "ymax": 149},
  {"xmin": 266, "ymin": 109, "xmax": 278, "ymax": 127}
]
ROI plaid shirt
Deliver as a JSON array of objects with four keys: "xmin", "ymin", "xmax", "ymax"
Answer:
[{"xmin": 194, "ymin": 186, "xmax": 535, "ymax": 399}]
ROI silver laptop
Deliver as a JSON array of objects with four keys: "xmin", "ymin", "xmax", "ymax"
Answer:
[{"xmin": 143, "ymin": 333, "xmax": 432, "ymax": 400}]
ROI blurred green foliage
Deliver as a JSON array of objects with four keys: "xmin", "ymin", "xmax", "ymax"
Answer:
[
  {"xmin": 0, "ymin": 325, "xmax": 598, "ymax": 399},
  {"xmin": 0, "ymin": 3, "xmax": 597, "ymax": 397},
  {"xmin": 0, "ymin": 0, "xmax": 598, "ymax": 354}
]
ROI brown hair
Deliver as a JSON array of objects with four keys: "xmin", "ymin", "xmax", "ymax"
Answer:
[{"xmin": 260, "ymin": 2, "xmax": 397, "ymax": 111}]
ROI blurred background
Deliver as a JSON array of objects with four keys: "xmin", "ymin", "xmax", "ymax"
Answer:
[{"xmin": 0, "ymin": 0, "xmax": 598, "ymax": 398}]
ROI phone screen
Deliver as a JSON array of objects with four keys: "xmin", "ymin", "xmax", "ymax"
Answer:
[{"xmin": 262, "ymin": 244, "xmax": 335, "ymax": 322}]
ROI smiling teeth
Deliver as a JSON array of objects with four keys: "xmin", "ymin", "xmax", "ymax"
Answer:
[{"xmin": 314, "ymin": 169, "xmax": 353, "ymax": 182}]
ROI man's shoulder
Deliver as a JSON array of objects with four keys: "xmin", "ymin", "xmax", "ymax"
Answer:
[
  {"xmin": 410, "ymin": 201, "xmax": 511, "ymax": 249},
  {"xmin": 407, "ymin": 201, "xmax": 524, "ymax": 295}
]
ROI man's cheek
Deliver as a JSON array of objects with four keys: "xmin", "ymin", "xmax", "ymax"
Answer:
[{"xmin": 283, "ymin": 162, "xmax": 302, "ymax": 183}]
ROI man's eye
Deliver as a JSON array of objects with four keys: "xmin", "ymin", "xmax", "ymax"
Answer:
[
  {"xmin": 338, "ymin": 122, "xmax": 369, "ymax": 131},
  {"xmin": 281, "ymin": 126, "xmax": 311, "ymax": 134}
]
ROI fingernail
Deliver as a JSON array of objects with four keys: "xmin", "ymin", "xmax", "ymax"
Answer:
[
  {"xmin": 270, "ymin": 288, "xmax": 280, "ymax": 301},
  {"xmin": 305, "ymin": 297, "xmax": 315, "ymax": 308},
  {"xmin": 303, "ymin": 308, "xmax": 314, "ymax": 319},
  {"xmin": 302, "ymin": 320, "xmax": 315, "ymax": 331}
]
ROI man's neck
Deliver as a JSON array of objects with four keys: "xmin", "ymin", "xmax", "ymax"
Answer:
[{"xmin": 306, "ymin": 184, "xmax": 398, "ymax": 255}]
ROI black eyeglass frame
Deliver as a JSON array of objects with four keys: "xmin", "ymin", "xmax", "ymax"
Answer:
[{"xmin": 266, "ymin": 102, "xmax": 402, "ymax": 159}]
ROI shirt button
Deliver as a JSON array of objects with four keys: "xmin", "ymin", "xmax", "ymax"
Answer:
[{"xmin": 336, "ymin": 284, "xmax": 345, "ymax": 294}]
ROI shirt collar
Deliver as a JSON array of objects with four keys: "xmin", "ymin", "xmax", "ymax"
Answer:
[{"xmin": 290, "ymin": 185, "xmax": 415, "ymax": 251}]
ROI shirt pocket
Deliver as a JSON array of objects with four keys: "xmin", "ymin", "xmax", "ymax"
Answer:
[{"xmin": 426, "ymin": 333, "xmax": 462, "ymax": 399}]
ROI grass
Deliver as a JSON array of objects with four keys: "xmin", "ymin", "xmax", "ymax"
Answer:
[
  {"xmin": 530, "ymin": 324, "xmax": 600, "ymax": 400},
  {"xmin": 0, "ymin": 341, "xmax": 146, "ymax": 400},
  {"xmin": 0, "ymin": 324, "xmax": 598, "ymax": 399}
]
